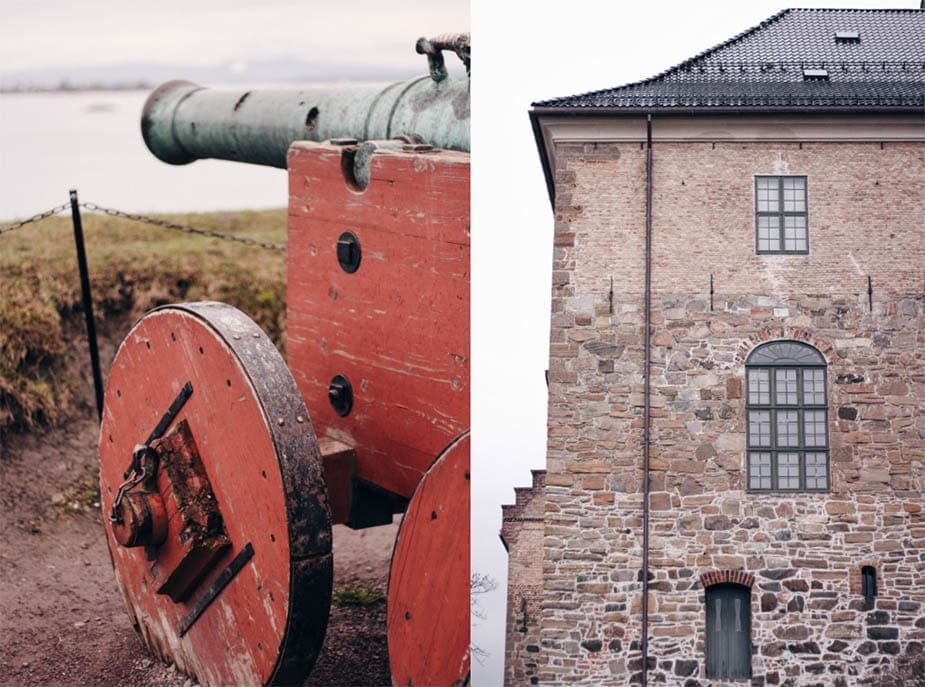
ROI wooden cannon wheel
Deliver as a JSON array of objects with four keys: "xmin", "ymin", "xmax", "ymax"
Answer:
[
  {"xmin": 388, "ymin": 432, "xmax": 470, "ymax": 687},
  {"xmin": 98, "ymin": 302, "xmax": 332, "ymax": 686}
]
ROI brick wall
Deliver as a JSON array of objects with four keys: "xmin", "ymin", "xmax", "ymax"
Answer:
[
  {"xmin": 533, "ymin": 138, "xmax": 923, "ymax": 685},
  {"xmin": 503, "ymin": 470, "xmax": 547, "ymax": 685}
]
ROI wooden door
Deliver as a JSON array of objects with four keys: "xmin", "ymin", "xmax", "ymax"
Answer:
[{"xmin": 705, "ymin": 583, "xmax": 752, "ymax": 679}]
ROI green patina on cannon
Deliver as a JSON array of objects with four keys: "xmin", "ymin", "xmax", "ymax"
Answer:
[{"xmin": 141, "ymin": 33, "xmax": 470, "ymax": 168}]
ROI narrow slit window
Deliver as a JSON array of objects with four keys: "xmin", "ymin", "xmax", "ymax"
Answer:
[{"xmin": 861, "ymin": 566, "xmax": 877, "ymax": 599}]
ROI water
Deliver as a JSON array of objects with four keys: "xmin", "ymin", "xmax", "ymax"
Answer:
[{"xmin": 0, "ymin": 90, "xmax": 288, "ymax": 221}]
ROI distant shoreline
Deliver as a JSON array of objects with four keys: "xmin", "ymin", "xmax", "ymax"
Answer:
[{"xmin": 1, "ymin": 83, "xmax": 153, "ymax": 94}]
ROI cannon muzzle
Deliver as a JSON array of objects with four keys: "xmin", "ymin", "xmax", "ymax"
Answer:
[{"xmin": 142, "ymin": 62, "xmax": 469, "ymax": 168}]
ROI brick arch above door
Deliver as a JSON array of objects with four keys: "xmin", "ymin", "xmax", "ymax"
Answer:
[{"xmin": 701, "ymin": 570, "xmax": 755, "ymax": 590}]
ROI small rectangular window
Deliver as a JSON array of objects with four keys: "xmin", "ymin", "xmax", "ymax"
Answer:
[
  {"xmin": 748, "ymin": 369, "xmax": 770, "ymax": 404},
  {"xmin": 804, "ymin": 411, "xmax": 827, "ymax": 447},
  {"xmin": 776, "ymin": 411, "xmax": 800, "ymax": 447},
  {"xmin": 802, "ymin": 68, "xmax": 829, "ymax": 81},
  {"xmin": 749, "ymin": 411, "xmax": 772, "ymax": 447},
  {"xmin": 749, "ymin": 453, "xmax": 772, "ymax": 489},
  {"xmin": 755, "ymin": 176, "xmax": 808, "ymax": 254},
  {"xmin": 803, "ymin": 369, "xmax": 825, "ymax": 404},
  {"xmin": 778, "ymin": 452, "xmax": 800, "ymax": 489},
  {"xmin": 805, "ymin": 453, "xmax": 827, "ymax": 489},
  {"xmin": 775, "ymin": 369, "xmax": 798, "ymax": 404},
  {"xmin": 835, "ymin": 30, "xmax": 861, "ymax": 43},
  {"xmin": 783, "ymin": 216, "xmax": 807, "ymax": 251},
  {"xmin": 782, "ymin": 177, "xmax": 806, "ymax": 211}
]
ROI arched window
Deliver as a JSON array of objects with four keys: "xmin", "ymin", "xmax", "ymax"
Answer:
[
  {"xmin": 746, "ymin": 341, "xmax": 829, "ymax": 491},
  {"xmin": 705, "ymin": 583, "xmax": 752, "ymax": 679}
]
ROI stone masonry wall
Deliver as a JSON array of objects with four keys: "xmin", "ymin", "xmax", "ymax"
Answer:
[
  {"xmin": 538, "ymin": 139, "xmax": 924, "ymax": 685},
  {"xmin": 503, "ymin": 470, "xmax": 547, "ymax": 686}
]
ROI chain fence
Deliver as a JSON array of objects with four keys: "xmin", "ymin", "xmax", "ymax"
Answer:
[
  {"xmin": 0, "ymin": 203, "xmax": 70, "ymax": 236},
  {"xmin": 2, "ymin": 195, "xmax": 286, "ymax": 423},
  {"xmin": 0, "ymin": 201, "xmax": 285, "ymax": 252}
]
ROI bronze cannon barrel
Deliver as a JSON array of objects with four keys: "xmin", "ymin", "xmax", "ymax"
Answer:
[{"xmin": 141, "ymin": 73, "xmax": 470, "ymax": 168}]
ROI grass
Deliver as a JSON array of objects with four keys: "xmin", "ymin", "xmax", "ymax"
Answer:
[
  {"xmin": 331, "ymin": 586, "xmax": 386, "ymax": 607},
  {"xmin": 0, "ymin": 208, "xmax": 287, "ymax": 430}
]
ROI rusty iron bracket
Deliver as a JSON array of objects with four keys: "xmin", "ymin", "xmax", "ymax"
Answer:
[
  {"xmin": 134, "ymin": 445, "xmax": 160, "ymax": 490},
  {"xmin": 123, "ymin": 381, "xmax": 194, "ymax": 479},
  {"xmin": 178, "ymin": 542, "xmax": 255, "ymax": 637},
  {"xmin": 109, "ymin": 443, "xmax": 163, "ymax": 525},
  {"xmin": 111, "ymin": 381, "xmax": 194, "ymax": 527},
  {"xmin": 145, "ymin": 380, "xmax": 194, "ymax": 445}
]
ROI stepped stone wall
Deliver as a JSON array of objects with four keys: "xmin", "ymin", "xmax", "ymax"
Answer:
[
  {"xmin": 503, "ymin": 470, "xmax": 547, "ymax": 686},
  {"xmin": 523, "ymin": 138, "xmax": 924, "ymax": 686}
]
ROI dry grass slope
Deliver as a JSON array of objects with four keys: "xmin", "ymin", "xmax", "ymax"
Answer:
[{"xmin": 0, "ymin": 208, "xmax": 287, "ymax": 430}]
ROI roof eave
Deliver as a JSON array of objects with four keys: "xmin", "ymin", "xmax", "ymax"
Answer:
[
  {"xmin": 529, "ymin": 109, "xmax": 556, "ymax": 208},
  {"xmin": 531, "ymin": 104, "xmax": 925, "ymax": 116}
]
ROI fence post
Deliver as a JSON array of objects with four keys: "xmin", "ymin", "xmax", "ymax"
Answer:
[{"xmin": 69, "ymin": 190, "xmax": 104, "ymax": 420}]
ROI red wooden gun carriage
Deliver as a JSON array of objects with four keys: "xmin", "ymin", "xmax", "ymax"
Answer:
[{"xmin": 98, "ymin": 35, "xmax": 470, "ymax": 686}]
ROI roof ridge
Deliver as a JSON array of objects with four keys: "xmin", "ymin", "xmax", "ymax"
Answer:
[
  {"xmin": 787, "ymin": 6, "xmax": 925, "ymax": 11},
  {"xmin": 657, "ymin": 8, "xmax": 792, "ymax": 81},
  {"xmin": 532, "ymin": 9, "xmax": 792, "ymax": 106},
  {"xmin": 532, "ymin": 7, "xmax": 925, "ymax": 108}
]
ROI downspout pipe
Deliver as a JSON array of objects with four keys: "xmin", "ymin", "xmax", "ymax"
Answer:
[{"xmin": 641, "ymin": 112, "xmax": 653, "ymax": 687}]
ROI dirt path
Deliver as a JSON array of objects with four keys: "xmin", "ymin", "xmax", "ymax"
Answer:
[{"xmin": 0, "ymin": 408, "xmax": 397, "ymax": 687}]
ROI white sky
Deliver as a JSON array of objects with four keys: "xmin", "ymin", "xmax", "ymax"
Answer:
[
  {"xmin": 0, "ymin": 0, "xmax": 467, "ymax": 73},
  {"xmin": 471, "ymin": 1, "xmax": 919, "ymax": 684}
]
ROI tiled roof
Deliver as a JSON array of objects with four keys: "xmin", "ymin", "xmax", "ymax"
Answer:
[{"xmin": 533, "ymin": 9, "xmax": 925, "ymax": 110}]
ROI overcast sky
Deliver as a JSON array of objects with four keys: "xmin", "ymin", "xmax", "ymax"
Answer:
[{"xmin": 0, "ymin": 0, "xmax": 467, "ymax": 73}]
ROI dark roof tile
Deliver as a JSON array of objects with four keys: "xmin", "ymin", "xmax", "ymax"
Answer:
[{"xmin": 533, "ymin": 9, "xmax": 925, "ymax": 110}]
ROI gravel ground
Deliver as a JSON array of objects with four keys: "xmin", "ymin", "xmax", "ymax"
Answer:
[{"xmin": 0, "ymin": 407, "xmax": 397, "ymax": 687}]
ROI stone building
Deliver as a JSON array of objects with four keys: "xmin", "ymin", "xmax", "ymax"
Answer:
[
  {"xmin": 502, "ymin": 470, "xmax": 547, "ymax": 685},
  {"xmin": 504, "ymin": 8, "xmax": 924, "ymax": 685}
]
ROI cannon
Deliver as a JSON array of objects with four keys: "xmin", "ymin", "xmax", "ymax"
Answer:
[{"xmin": 99, "ymin": 34, "xmax": 469, "ymax": 687}]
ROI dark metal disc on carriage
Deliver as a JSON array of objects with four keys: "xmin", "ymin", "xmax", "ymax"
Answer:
[
  {"xmin": 98, "ymin": 302, "xmax": 333, "ymax": 687},
  {"xmin": 388, "ymin": 432, "xmax": 470, "ymax": 687}
]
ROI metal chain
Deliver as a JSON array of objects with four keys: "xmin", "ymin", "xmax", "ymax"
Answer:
[
  {"xmin": 108, "ymin": 464, "xmax": 147, "ymax": 524},
  {"xmin": 80, "ymin": 202, "xmax": 286, "ymax": 252},
  {"xmin": 0, "ymin": 203, "xmax": 70, "ymax": 236},
  {"xmin": 1, "ymin": 201, "xmax": 285, "ymax": 251},
  {"xmin": 109, "ymin": 444, "xmax": 160, "ymax": 523}
]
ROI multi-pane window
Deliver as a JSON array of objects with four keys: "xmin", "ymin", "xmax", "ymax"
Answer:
[
  {"xmin": 746, "ymin": 341, "xmax": 829, "ymax": 491},
  {"xmin": 755, "ymin": 175, "xmax": 808, "ymax": 253}
]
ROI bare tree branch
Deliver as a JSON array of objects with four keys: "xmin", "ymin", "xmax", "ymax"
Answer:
[{"xmin": 471, "ymin": 571, "xmax": 500, "ymax": 659}]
